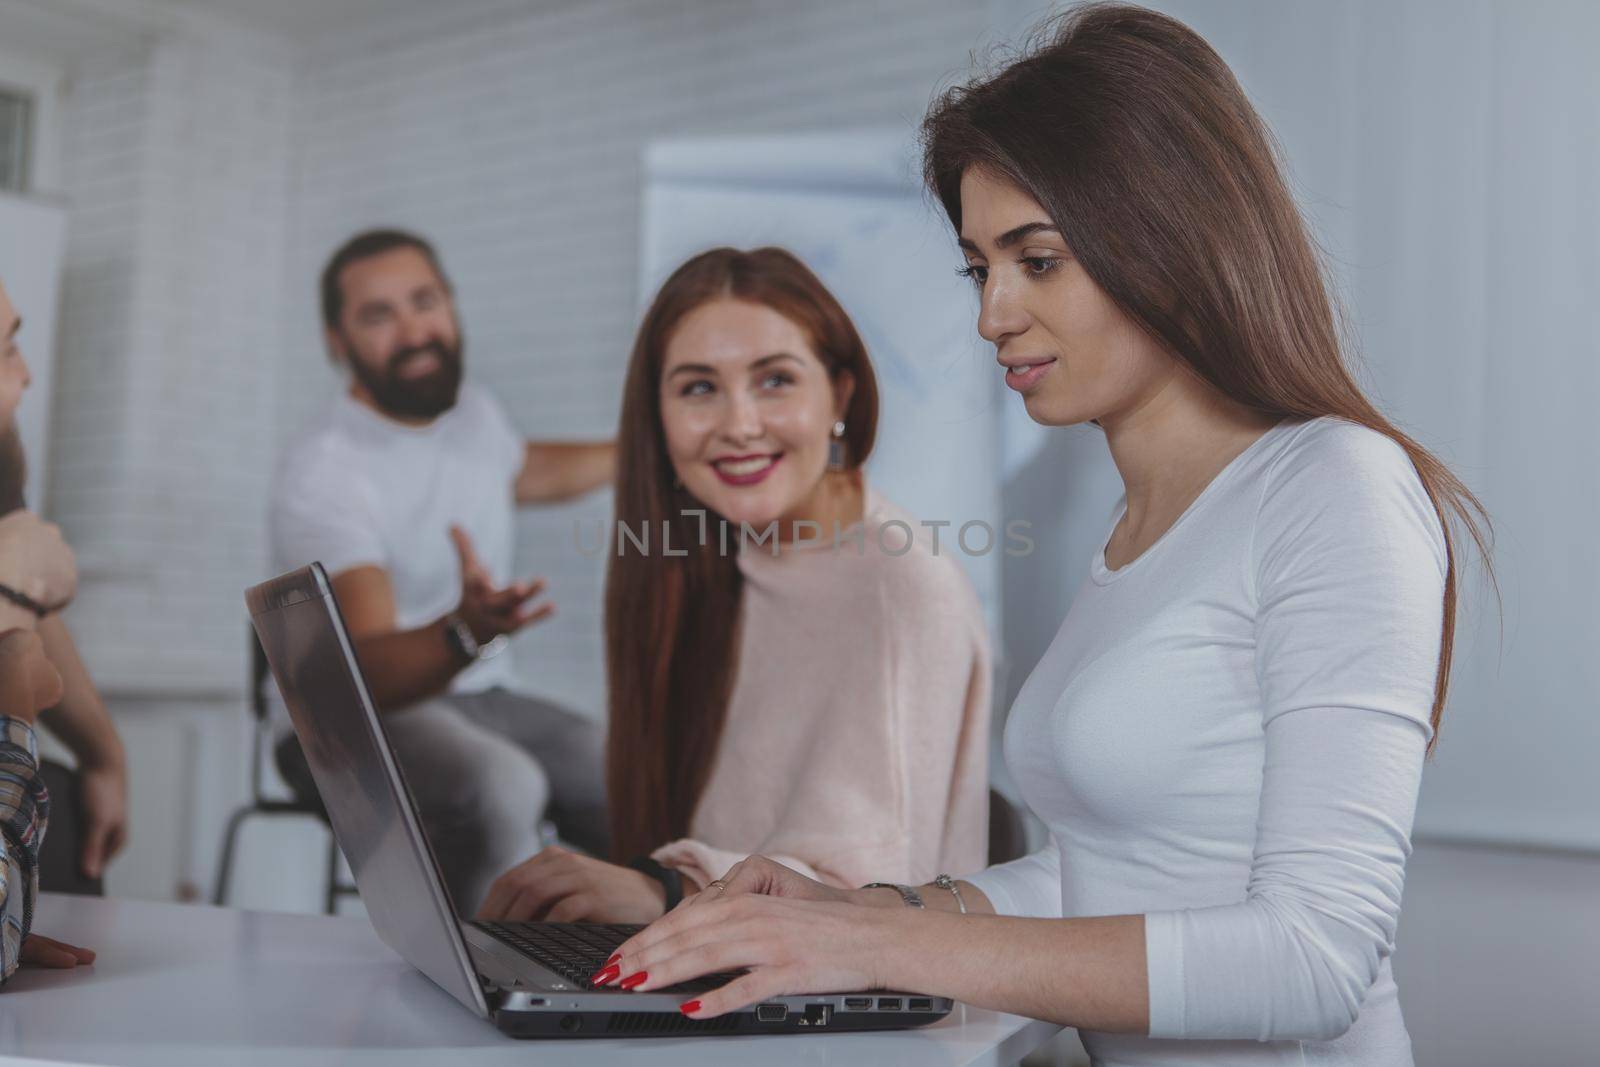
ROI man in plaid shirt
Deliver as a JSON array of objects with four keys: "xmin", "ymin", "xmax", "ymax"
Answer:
[
  {"xmin": 1, "ymin": 706, "xmax": 49, "ymax": 980},
  {"xmin": 0, "ymin": 277, "xmax": 95, "ymax": 985},
  {"xmin": 0, "ymin": 630, "xmax": 94, "ymax": 984},
  {"xmin": 1, "ymin": 707, "xmax": 47, "ymax": 983}
]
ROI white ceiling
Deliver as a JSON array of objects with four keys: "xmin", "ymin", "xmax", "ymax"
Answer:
[
  {"xmin": 0, "ymin": 0, "xmax": 525, "ymax": 63},
  {"xmin": 0, "ymin": 0, "xmax": 159, "ymax": 63},
  {"xmin": 150, "ymin": 0, "xmax": 466, "ymax": 40}
]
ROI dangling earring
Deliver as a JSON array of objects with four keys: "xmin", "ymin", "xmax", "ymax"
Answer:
[{"xmin": 827, "ymin": 419, "xmax": 848, "ymax": 471}]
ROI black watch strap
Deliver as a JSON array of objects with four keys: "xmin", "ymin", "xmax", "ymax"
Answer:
[
  {"xmin": 627, "ymin": 856, "xmax": 684, "ymax": 910},
  {"xmin": 441, "ymin": 613, "xmax": 479, "ymax": 665}
]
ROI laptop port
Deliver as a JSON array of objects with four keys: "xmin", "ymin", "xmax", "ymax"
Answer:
[
  {"xmin": 799, "ymin": 1004, "xmax": 831, "ymax": 1027},
  {"xmin": 909, "ymin": 997, "xmax": 934, "ymax": 1012},
  {"xmin": 756, "ymin": 1004, "xmax": 787, "ymax": 1023},
  {"xmin": 843, "ymin": 997, "xmax": 873, "ymax": 1011},
  {"xmin": 877, "ymin": 997, "xmax": 902, "ymax": 1011}
]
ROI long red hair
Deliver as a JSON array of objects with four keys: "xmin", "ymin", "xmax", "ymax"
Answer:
[{"xmin": 605, "ymin": 248, "xmax": 880, "ymax": 860}]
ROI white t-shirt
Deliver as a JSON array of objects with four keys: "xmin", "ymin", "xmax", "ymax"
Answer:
[
  {"xmin": 965, "ymin": 417, "xmax": 1446, "ymax": 1066},
  {"xmin": 270, "ymin": 384, "xmax": 526, "ymax": 694}
]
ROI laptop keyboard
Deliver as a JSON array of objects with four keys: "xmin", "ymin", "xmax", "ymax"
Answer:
[{"xmin": 473, "ymin": 921, "xmax": 740, "ymax": 993}]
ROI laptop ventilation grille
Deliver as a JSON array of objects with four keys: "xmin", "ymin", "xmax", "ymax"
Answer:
[{"xmin": 605, "ymin": 1012, "xmax": 741, "ymax": 1036}]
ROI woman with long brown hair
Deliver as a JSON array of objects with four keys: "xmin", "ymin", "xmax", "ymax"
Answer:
[
  {"xmin": 604, "ymin": 6, "xmax": 1494, "ymax": 1064},
  {"xmin": 476, "ymin": 247, "xmax": 992, "ymax": 928}
]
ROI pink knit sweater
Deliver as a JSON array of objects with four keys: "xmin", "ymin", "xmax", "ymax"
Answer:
[{"xmin": 652, "ymin": 489, "xmax": 992, "ymax": 890}]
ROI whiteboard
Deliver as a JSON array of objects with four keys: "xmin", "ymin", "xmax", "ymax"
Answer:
[
  {"xmin": 640, "ymin": 132, "xmax": 1003, "ymax": 635},
  {"xmin": 0, "ymin": 192, "xmax": 64, "ymax": 507}
]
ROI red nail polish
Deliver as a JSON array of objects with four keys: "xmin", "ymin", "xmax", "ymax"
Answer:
[
  {"xmin": 680, "ymin": 1000, "xmax": 702, "ymax": 1015},
  {"xmin": 590, "ymin": 965, "xmax": 620, "ymax": 986},
  {"xmin": 619, "ymin": 971, "xmax": 648, "ymax": 990},
  {"xmin": 606, "ymin": 952, "xmax": 621, "ymax": 966}
]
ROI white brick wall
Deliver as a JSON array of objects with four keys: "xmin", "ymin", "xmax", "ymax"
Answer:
[
  {"xmin": 51, "ymin": 21, "xmax": 293, "ymax": 696},
  {"xmin": 36, "ymin": 18, "xmax": 296, "ymax": 902},
  {"xmin": 282, "ymin": 0, "xmax": 994, "ymax": 716}
]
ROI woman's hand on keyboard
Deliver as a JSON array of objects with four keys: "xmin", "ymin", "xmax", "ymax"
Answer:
[
  {"xmin": 476, "ymin": 846, "xmax": 667, "ymax": 925},
  {"xmin": 671, "ymin": 854, "xmax": 906, "ymax": 913},
  {"xmin": 602, "ymin": 855, "xmax": 931, "ymax": 1017},
  {"xmin": 676, "ymin": 854, "xmax": 847, "ymax": 909},
  {"xmin": 599, "ymin": 886, "xmax": 914, "ymax": 1017}
]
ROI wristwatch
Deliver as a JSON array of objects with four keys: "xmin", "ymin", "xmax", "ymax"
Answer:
[
  {"xmin": 627, "ymin": 856, "xmax": 685, "ymax": 910},
  {"xmin": 443, "ymin": 614, "xmax": 507, "ymax": 664},
  {"xmin": 442, "ymin": 613, "xmax": 481, "ymax": 663}
]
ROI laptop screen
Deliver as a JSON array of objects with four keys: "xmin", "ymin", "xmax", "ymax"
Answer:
[{"xmin": 247, "ymin": 563, "xmax": 489, "ymax": 1018}]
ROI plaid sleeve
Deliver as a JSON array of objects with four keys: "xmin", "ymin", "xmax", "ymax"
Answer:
[{"xmin": 0, "ymin": 716, "xmax": 49, "ymax": 986}]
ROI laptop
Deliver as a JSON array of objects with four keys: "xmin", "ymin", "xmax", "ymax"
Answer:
[{"xmin": 246, "ymin": 562, "xmax": 954, "ymax": 1038}]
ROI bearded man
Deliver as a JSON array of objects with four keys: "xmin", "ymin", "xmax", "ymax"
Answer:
[{"xmin": 270, "ymin": 230, "xmax": 613, "ymax": 915}]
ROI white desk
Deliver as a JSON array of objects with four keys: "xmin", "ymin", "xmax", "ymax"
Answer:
[{"xmin": 2, "ymin": 894, "xmax": 1062, "ymax": 1066}]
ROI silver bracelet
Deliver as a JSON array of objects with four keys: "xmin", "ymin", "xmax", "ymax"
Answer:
[
  {"xmin": 933, "ymin": 874, "xmax": 967, "ymax": 914},
  {"xmin": 861, "ymin": 882, "xmax": 925, "ymax": 909}
]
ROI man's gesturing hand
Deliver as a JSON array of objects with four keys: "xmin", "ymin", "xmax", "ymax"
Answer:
[{"xmin": 448, "ymin": 524, "xmax": 554, "ymax": 642}]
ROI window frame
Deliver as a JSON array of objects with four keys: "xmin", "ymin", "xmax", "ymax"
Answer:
[{"xmin": 0, "ymin": 83, "xmax": 35, "ymax": 193}]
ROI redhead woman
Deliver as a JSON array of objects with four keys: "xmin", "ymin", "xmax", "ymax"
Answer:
[
  {"xmin": 602, "ymin": 7, "xmax": 1495, "ymax": 1065},
  {"xmin": 476, "ymin": 247, "xmax": 992, "ymax": 927}
]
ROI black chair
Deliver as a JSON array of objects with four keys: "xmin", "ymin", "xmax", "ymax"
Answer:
[
  {"xmin": 212, "ymin": 629, "xmax": 358, "ymax": 914},
  {"xmin": 37, "ymin": 760, "xmax": 104, "ymax": 897},
  {"xmin": 988, "ymin": 787, "xmax": 1029, "ymax": 866}
]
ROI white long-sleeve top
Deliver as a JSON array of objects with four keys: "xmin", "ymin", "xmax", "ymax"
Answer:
[{"xmin": 965, "ymin": 417, "xmax": 1446, "ymax": 1066}]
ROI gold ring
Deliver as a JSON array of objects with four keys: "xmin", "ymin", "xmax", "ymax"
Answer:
[{"xmin": 707, "ymin": 879, "xmax": 729, "ymax": 891}]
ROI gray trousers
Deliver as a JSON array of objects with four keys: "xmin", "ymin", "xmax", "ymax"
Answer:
[
  {"xmin": 278, "ymin": 686, "xmax": 608, "ymax": 917},
  {"xmin": 385, "ymin": 688, "xmax": 610, "ymax": 916}
]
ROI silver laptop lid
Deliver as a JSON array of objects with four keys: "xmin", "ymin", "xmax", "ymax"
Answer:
[{"xmin": 246, "ymin": 563, "xmax": 489, "ymax": 1018}]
